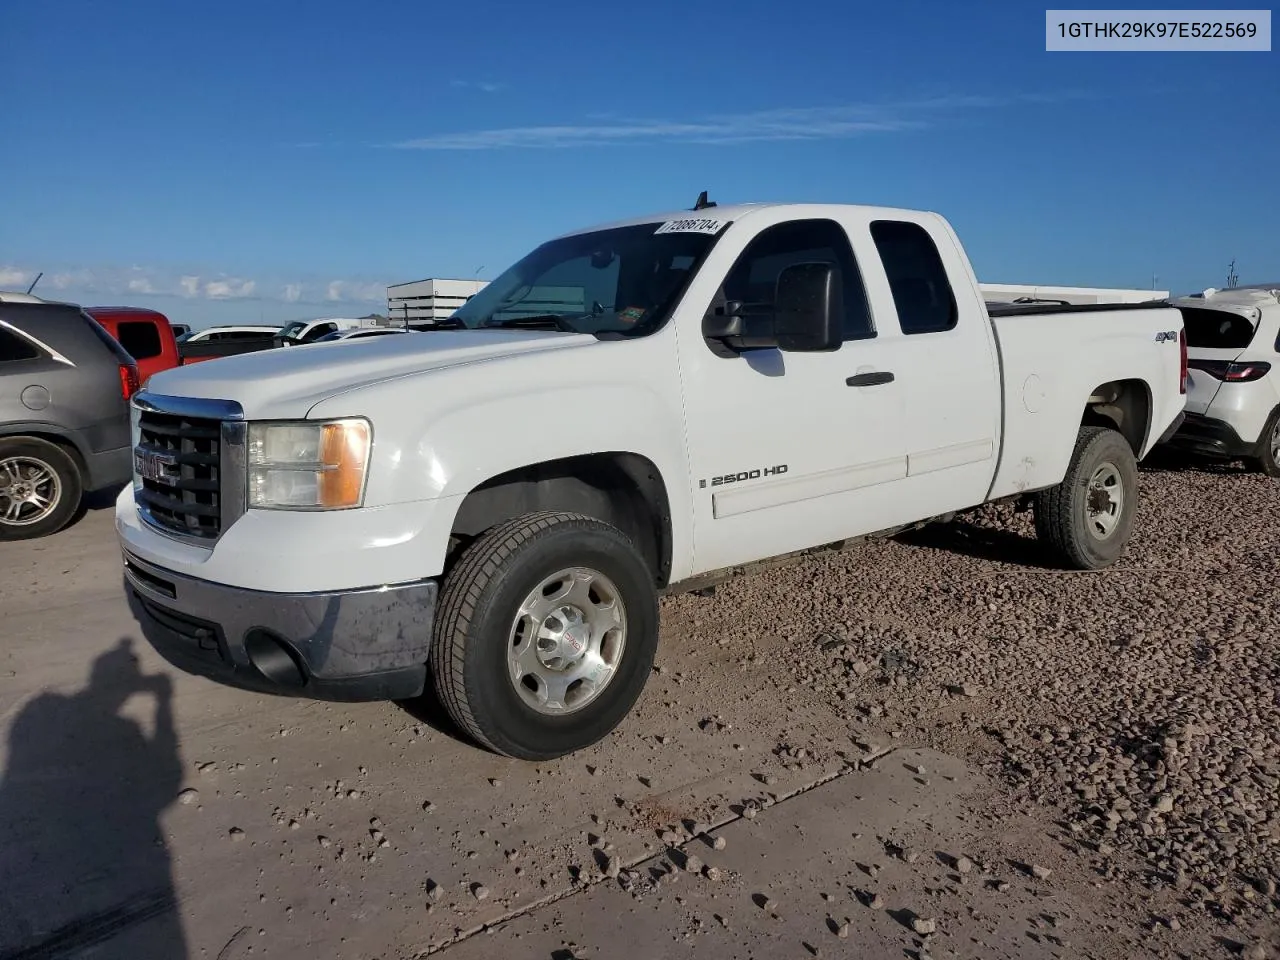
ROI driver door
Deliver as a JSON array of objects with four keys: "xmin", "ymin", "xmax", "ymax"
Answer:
[{"xmin": 674, "ymin": 215, "xmax": 911, "ymax": 575}]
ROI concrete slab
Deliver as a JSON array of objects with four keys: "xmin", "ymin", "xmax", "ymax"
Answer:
[{"xmin": 434, "ymin": 746, "xmax": 1221, "ymax": 960}]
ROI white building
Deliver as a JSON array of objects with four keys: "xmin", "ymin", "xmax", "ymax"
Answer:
[
  {"xmin": 387, "ymin": 278, "xmax": 488, "ymax": 323},
  {"xmin": 979, "ymin": 283, "xmax": 1168, "ymax": 305}
]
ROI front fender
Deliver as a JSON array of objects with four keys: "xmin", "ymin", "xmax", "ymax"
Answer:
[{"xmin": 305, "ymin": 339, "xmax": 697, "ymax": 582}]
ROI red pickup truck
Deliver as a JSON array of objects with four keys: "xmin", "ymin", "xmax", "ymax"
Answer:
[
  {"xmin": 85, "ymin": 306, "xmax": 182, "ymax": 385},
  {"xmin": 89, "ymin": 307, "xmax": 300, "ymax": 376}
]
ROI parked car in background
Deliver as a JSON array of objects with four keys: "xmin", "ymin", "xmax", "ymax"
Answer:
[
  {"xmin": 176, "ymin": 325, "xmax": 279, "ymax": 365},
  {"xmin": 179, "ymin": 325, "xmax": 279, "ymax": 343},
  {"xmin": 274, "ymin": 318, "xmax": 370, "ymax": 345},
  {"xmin": 171, "ymin": 322, "xmax": 192, "ymax": 339},
  {"xmin": 1165, "ymin": 283, "xmax": 1280, "ymax": 475},
  {"xmin": 117, "ymin": 199, "xmax": 1188, "ymax": 760},
  {"xmin": 85, "ymin": 306, "xmax": 181, "ymax": 384},
  {"xmin": 313, "ymin": 327, "xmax": 414, "ymax": 343},
  {"xmin": 1, "ymin": 297, "xmax": 138, "ymax": 540}
]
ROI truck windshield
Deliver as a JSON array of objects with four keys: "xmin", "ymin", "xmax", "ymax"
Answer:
[
  {"xmin": 277, "ymin": 321, "xmax": 308, "ymax": 339},
  {"xmin": 450, "ymin": 222, "xmax": 723, "ymax": 336}
]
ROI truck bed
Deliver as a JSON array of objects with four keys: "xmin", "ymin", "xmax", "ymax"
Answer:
[{"xmin": 984, "ymin": 300, "xmax": 1186, "ymax": 501}]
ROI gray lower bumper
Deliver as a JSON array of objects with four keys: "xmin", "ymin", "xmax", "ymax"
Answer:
[{"xmin": 122, "ymin": 551, "xmax": 436, "ymax": 702}]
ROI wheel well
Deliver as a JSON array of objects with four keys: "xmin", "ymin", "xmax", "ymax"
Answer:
[
  {"xmin": 0, "ymin": 430, "xmax": 88, "ymax": 482},
  {"xmin": 1082, "ymin": 379, "xmax": 1151, "ymax": 455},
  {"xmin": 449, "ymin": 453, "xmax": 674, "ymax": 587}
]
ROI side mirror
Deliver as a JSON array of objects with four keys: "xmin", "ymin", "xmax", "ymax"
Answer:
[
  {"xmin": 702, "ymin": 301, "xmax": 779, "ymax": 353},
  {"xmin": 773, "ymin": 262, "xmax": 843, "ymax": 352}
]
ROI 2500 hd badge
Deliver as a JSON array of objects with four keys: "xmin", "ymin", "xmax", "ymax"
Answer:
[{"xmin": 699, "ymin": 464, "xmax": 788, "ymax": 488}]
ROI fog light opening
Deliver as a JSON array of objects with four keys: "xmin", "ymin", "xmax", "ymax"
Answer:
[{"xmin": 244, "ymin": 629, "xmax": 307, "ymax": 688}]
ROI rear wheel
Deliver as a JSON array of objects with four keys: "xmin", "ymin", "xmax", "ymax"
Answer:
[
  {"xmin": 0, "ymin": 438, "xmax": 82, "ymax": 541},
  {"xmin": 430, "ymin": 511, "xmax": 660, "ymax": 760},
  {"xmin": 1251, "ymin": 407, "xmax": 1280, "ymax": 478},
  {"xmin": 1033, "ymin": 426, "xmax": 1138, "ymax": 570}
]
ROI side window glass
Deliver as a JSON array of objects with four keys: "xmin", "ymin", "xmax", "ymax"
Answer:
[
  {"xmin": 869, "ymin": 220, "xmax": 958, "ymax": 334},
  {"xmin": 0, "ymin": 326, "xmax": 43, "ymax": 363},
  {"xmin": 720, "ymin": 219, "xmax": 873, "ymax": 341},
  {"xmin": 304, "ymin": 323, "xmax": 337, "ymax": 341},
  {"xmin": 116, "ymin": 321, "xmax": 163, "ymax": 359}
]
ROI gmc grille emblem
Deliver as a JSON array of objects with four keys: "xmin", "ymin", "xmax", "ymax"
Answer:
[{"xmin": 135, "ymin": 449, "xmax": 180, "ymax": 486}]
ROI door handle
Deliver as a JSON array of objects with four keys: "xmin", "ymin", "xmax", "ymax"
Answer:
[{"xmin": 845, "ymin": 371, "xmax": 895, "ymax": 387}]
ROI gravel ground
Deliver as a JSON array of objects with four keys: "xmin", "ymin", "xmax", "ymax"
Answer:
[
  {"xmin": 654, "ymin": 453, "xmax": 1280, "ymax": 954},
  {"xmin": 2, "ymin": 455, "xmax": 1278, "ymax": 959}
]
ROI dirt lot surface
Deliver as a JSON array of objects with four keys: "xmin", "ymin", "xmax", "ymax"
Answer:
[{"xmin": 1, "ymin": 458, "xmax": 1278, "ymax": 960}]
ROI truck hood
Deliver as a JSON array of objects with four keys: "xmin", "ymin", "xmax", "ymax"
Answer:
[{"xmin": 144, "ymin": 329, "xmax": 594, "ymax": 419}]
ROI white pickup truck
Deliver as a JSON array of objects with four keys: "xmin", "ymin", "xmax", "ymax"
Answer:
[{"xmin": 117, "ymin": 200, "xmax": 1189, "ymax": 760}]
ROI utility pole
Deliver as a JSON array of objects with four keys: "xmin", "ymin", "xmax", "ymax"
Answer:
[{"xmin": 1227, "ymin": 260, "xmax": 1239, "ymax": 289}]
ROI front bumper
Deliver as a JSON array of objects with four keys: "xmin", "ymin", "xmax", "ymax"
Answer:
[
  {"xmin": 122, "ymin": 550, "xmax": 436, "ymax": 701},
  {"xmin": 1165, "ymin": 411, "xmax": 1257, "ymax": 460}
]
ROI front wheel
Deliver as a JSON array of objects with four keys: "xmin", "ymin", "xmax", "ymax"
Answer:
[
  {"xmin": 430, "ymin": 511, "xmax": 660, "ymax": 760},
  {"xmin": 1033, "ymin": 426, "xmax": 1138, "ymax": 570}
]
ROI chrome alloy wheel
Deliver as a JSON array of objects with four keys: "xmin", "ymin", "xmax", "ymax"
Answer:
[
  {"xmin": 1084, "ymin": 461, "xmax": 1124, "ymax": 540},
  {"xmin": 0, "ymin": 457, "xmax": 62, "ymax": 527},
  {"xmin": 507, "ymin": 566, "xmax": 627, "ymax": 715}
]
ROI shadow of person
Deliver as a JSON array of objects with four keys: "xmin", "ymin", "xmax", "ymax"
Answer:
[{"xmin": 0, "ymin": 638, "xmax": 187, "ymax": 960}]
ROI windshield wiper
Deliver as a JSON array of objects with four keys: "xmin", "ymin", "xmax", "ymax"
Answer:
[{"xmin": 483, "ymin": 314, "xmax": 581, "ymax": 332}]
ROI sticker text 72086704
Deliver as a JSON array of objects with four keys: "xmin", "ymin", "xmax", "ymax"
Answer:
[{"xmin": 654, "ymin": 218, "xmax": 725, "ymax": 236}]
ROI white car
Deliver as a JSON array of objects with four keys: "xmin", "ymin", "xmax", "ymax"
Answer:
[
  {"xmin": 314, "ymin": 327, "xmax": 414, "ymax": 343},
  {"xmin": 1166, "ymin": 283, "xmax": 1280, "ymax": 476},
  {"xmin": 117, "ymin": 199, "xmax": 1187, "ymax": 760},
  {"xmin": 177, "ymin": 325, "xmax": 278, "ymax": 343},
  {"xmin": 275, "ymin": 318, "xmax": 369, "ymax": 344}
]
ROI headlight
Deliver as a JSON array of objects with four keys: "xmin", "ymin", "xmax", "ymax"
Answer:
[{"xmin": 247, "ymin": 418, "xmax": 371, "ymax": 510}]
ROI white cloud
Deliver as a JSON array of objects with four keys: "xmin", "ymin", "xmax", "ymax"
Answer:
[
  {"xmin": 3, "ymin": 263, "xmax": 392, "ymax": 307},
  {"xmin": 450, "ymin": 79, "xmax": 504, "ymax": 93},
  {"xmin": 204, "ymin": 278, "xmax": 256, "ymax": 299},
  {"xmin": 326, "ymin": 280, "xmax": 384, "ymax": 303},
  {"xmin": 391, "ymin": 93, "xmax": 1089, "ymax": 150}
]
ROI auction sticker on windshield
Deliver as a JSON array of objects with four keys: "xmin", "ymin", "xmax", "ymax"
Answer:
[{"xmin": 654, "ymin": 218, "xmax": 725, "ymax": 235}]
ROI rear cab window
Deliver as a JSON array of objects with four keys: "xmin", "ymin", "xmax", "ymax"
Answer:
[
  {"xmin": 116, "ymin": 320, "xmax": 164, "ymax": 359},
  {"xmin": 869, "ymin": 220, "xmax": 959, "ymax": 335}
]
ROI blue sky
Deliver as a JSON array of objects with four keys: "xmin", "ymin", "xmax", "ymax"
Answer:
[{"xmin": 2, "ymin": 0, "xmax": 1276, "ymax": 327}]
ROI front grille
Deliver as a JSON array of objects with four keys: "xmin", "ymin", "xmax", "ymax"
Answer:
[{"xmin": 136, "ymin": 410, "xmax": 223, "ymax": 539}]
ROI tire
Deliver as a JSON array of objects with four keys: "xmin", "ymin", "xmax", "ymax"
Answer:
[
  {"xmin": 430, "ymin": 511, "xmax": 660, "ymax": 760},
  {"xmin": 0, "ymin": 437, "xmax": 83, "ymax": 541},
  {"xmin": 1033, "ymin": 426, "xmax": 1138, "ymax": 570},
  {"xmin": 1250, "ymin": 407, "xmax": 1280, "ymax": 478}
]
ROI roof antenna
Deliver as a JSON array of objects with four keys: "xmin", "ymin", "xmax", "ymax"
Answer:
[
  {"xmin": 692, "ymin": 190, "xmax": 716, "ymax": 211},
  {"xmin": 25, "ymin": 271, "xmax": 42, "ymax": 295}
]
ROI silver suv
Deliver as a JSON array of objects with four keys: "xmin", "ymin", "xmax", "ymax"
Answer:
[{"xmin": 1, "ymin": 295, "xmax": 139, "ymax": 539}]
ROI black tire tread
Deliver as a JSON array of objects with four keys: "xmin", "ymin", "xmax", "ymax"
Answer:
[
  {"xmin": 431, "ymin": 510, "xmax": 625, "ymax": 756},
  {"xmin": 1254, "ymin": 407, "xmax": 1280, "ymax": 478},
  {"xmin": 1034, "ymin": 426, "xmax": 1135, "ymax": 570}
]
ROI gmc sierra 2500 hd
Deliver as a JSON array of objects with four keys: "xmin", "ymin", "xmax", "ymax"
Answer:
[{"xmin": 117, "ymin": 200, "xmax": 1188, "ymax": 760}]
